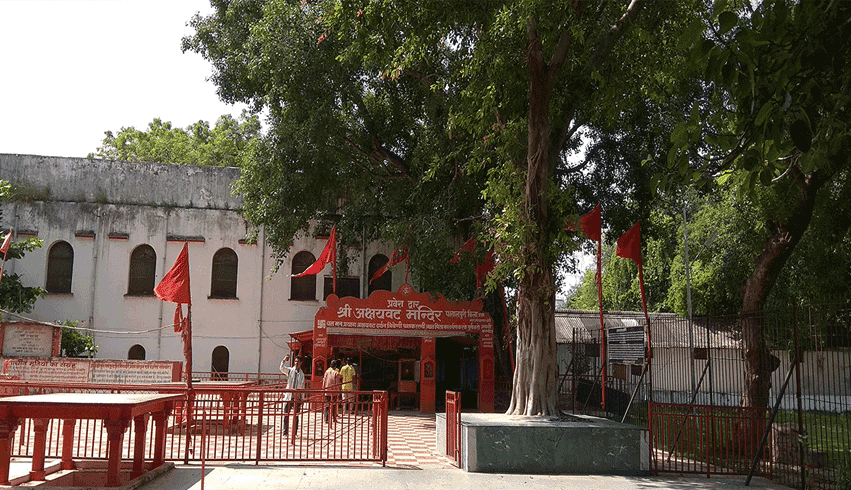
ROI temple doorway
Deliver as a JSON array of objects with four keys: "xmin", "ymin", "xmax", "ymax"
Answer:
[{"xmin": 435, "ymin": 336, "xmax": 479, "ymax": 411}]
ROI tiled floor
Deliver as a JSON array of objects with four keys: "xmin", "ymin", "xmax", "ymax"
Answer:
[{"xmin": 384, "ymin": 411, "xmax": 455, "ymax": 469}]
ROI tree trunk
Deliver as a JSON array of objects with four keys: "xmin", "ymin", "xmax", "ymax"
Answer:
[
  {"xmin": 505, "ymin": 4, "xmax": 645, "ymax": 416},
  {"xmin": 506, "ymin": 21, "xmax": 559, "ymax": 416},
  {"xmin": 740, "ymin": 164, "xmax": 827, "ymax": 409},
  {"xmin": 735, "ymin": 164, "xmax": 828, "ymax": 455},
  {"xmin": 508, "ymin": 266, "xmax": 558, "ymax": 415}
]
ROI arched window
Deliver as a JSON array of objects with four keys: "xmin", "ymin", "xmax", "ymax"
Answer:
[
  {"xmin": 290, "ymin": 251, "xmax": 316, "ymax": 301},
  {"xmin": 210, "ymin": 248, "xmax": 238, "ymax": 298},
  {"xmin": 46, "ymin": 241, "xmax": 73, "ymax": 293},
  {"xmin": 211, "ymin": 346, "xmax": 229, "ymax": 380},
  {"xmin": 368, "ymin": 254, "xmax": 391, "ymax": 295},
  {"xmin": 128, "ymin": 244, "xmax": 156, "ymax": 296},
  {"xmin": 128, "ymin": 344, "xmax": 146, "ymax": 360}
]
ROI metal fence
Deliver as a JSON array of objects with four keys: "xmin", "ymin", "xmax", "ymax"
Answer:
[
  {"xmin": 1, "ymin": 382, "xmax": 388, "ymax": 466},
  {"xmin": 561, "ymin": 300, "xmax": 851, "ymax": 490}
]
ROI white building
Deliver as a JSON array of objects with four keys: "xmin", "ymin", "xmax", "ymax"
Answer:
[{"xmin": 0, "ymin": 154, "xmax": 398, "ymax": 376}]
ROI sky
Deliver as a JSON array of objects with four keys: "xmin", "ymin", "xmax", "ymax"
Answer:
[{"xmin": 0, "ymin": 0, "xmax": 246, "ymax": 159}]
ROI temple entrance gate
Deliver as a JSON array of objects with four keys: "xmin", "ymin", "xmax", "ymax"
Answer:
[{"xmin": 310, "ymin": 284, "xmax": 496, "ymax": 413}]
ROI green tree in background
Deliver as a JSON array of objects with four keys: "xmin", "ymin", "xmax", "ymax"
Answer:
[
  {"xmin": 88, "ymin": 112, "xmax": 262, "ymax": 167},
  {"xmin": 0, "ymin": 180, "xmax": 46, "ymax": 314},
  {"xmin": 671, "ymin": 0, "xmax": 851, "ymax": 410},
  {"xmin": 570, "ymin": 178, "xmax": 850, "ymax": 318},
  {"xmin": 60, "ymin": 321, "xmax": 98, "ymax": 358}
]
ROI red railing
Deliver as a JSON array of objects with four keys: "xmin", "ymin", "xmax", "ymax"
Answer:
[
  {"xmin": 0, "ymin": 381, "xmax": 387, "ymax": 465},
  {"xmin": 650, "ymin": 402, "xmax": 771, "ymax": 476},
  {"xmin": 445, "ymin": 391, "xmax": 461, "ymax": 467},
  {"xmin": 192, "ymin": 371, "xmax": 289, "ymax": 385}
]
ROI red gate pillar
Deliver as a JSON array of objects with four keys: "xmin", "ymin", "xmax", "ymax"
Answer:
[
  {"xmin": 420, "ymin": 338, "xmax": 436, "ymax": 414},
  {"xmin": 478, "ymin": 325, "xmax": 495, "ymax": 412},
  {"xmin": 313, "ymin": 319, "xmax": 330, "ymax": 389}
]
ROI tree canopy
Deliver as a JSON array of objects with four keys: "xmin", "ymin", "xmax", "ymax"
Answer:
[
  {"xmin": 184, "ymin": 0, "xmax": 700, "ymax": 415},
  {"xmin": 88, "ymin": 113, "xmax": 261, "ymax": 168}
]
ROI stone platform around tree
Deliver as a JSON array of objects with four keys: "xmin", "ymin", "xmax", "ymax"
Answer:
[{"xmin": 436, "ymin": 412, "xmax": 648, "ymax": 475}]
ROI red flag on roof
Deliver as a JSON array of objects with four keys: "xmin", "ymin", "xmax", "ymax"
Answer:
[
  {"xmin": 294, "ymin": 226, "xmax": 337, "ymax": 278},
  {"xmin": 155, "ymin": 242, "xmax": 192, "ymax": 305},
  {"xmin": 0, "ymin": 229, "xmax": 12, "ymax": 255},
  {"xmin": 370, "ymin": 246, "xmax": 409, "ymax": 284},
  {"xmin": 616, "ymin": 221, "xmax": 642, "ymax": 267},
  {"xmin": 566, "ymin": 204, "xmax": 601, "ymax": 242}
]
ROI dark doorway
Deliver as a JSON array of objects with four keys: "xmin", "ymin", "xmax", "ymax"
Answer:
[
  {"xmin": 211, "ymin": 345, "xmax": 229, "ymax": 380},
  {"xmin": 436, "ymin": 337, "xmax": 478, "ymax": 411},
  {"xmin": 128, "ymin": 344, "xmax": 146, "ymax": 360}
]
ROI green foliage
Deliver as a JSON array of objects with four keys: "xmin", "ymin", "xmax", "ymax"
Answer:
[
  {"xmin": 665, "ymin": 186, "xmax": 765, "ymax": 315},
  {"xmin": 670, "ymin": 0, "xmax": 851, "ymax": 195},
  {"xmin": 569, "ymin": 179, "xmax": 851, "ymax": 316},
  {"xmin": 60, "ymin": 321, "xmax": 98, "ymax": 358},
  {"xmin": 568, "ymin": 206, "xmax": 680, "ymax": 313},
  {"xmin": 648, "ymin": 0, "xmax": 851, "ymax": 320},
  {"xmin": 1, "ymin": 180, "xmax": 47, "ymax": 314},
  {"xmin": 88, "ymin": 113, "xmax": 261, "ymax": 168},
  {"xmin": 182, "ymin": 0, "xmax": 701, "ymax": 300}
]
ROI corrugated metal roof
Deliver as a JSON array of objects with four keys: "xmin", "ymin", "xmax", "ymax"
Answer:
[{"xmin": 555, "ymin": 310, "xmax": 740, "ymax": 348}]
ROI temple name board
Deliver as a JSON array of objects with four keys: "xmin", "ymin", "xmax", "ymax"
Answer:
[{"xmin": 317, "ymin": 284, "xmax": 493, "ymax": 337}]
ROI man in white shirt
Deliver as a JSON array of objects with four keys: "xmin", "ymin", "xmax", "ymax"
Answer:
[{"xmin": 280, "ymin": 353, "xmax": 305, "ymax": 437}]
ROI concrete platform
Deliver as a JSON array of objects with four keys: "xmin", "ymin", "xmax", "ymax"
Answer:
[{"xmin": 436, "ymin": 412, "xmax": 648, "ymax": 475}]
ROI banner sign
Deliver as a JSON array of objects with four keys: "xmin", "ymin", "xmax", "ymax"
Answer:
[
  {"xmin": 1, "ymin": 358, "xmax": 181, "ymax": 384},
  {"xmin": 316, "ymin": 284, "xmax": 493, "ymax": 337}
]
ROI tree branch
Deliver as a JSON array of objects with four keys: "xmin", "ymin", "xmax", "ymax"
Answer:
[{"xmin": 586, "ymin": 0, "xmax": 645, "ymax": 75}]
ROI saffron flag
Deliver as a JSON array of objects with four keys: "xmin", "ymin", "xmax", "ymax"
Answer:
[
  {"xmin": 567, "ymin": 204, "xmax": 601, "ymax": 242},
  {"xmin": 293, "ymin": 226, "xmax": 337, "ymax": 278},
  {"xmin": 450, "ymin": 237, "xmax": 477, "ymax": 264},
  {"xmin": 370, "ymin": 246, "xmax": 408, "ymax": 284},
  {"xmin": 155, "ymin": 242, "xmax": 192, "ymax": 334},
  {"xmin": 0, "ymin": 229, "xmax": 11, "ymax": 254},
  {"xmin": 476, "ymin": 250, "xmax": 496, "ymax": 288},
  {"xmin": 617, "ymin": 221, "xmax": 652, "ymax": 363},
  {"xmin": 616, "ymin": 221, "xmax": 642, "ymax": 267},
  {"xmin": 155, "ymin": 242, "xmax": 192, "ymax": 305}
]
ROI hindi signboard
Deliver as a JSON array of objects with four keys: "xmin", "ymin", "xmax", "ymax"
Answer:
[{"xmin": 607, "ymin": 323, "xmax": 646, "ymax": 365}]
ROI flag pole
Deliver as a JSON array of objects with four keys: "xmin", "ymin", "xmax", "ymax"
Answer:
[
  {"xmin": 0, "ymin": 252, "xmax": 7, "ymax": 286},
  {"xmin": 637, "ymin": 263, "xmax": 653, "ymax": 406},
  {"xmin": 183, "ymin": 303, "xmax": 194, "ymax": 464},
  {"xmin": 332, "ymin": 237, "xmax": 337, "ymax": 295},
  {"xmin": 597, "ymin": 240, "xmax": 606, "ymax": 411}
]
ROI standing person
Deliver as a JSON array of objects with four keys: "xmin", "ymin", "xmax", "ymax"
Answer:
[
  {"xmin": 339, "ymin": 358, "xmax": 357, "ymax": 415},
  {"xmin": 322, "ymin": 359, "xmax": 341, "ymax": 424},
  {"xmin": 279, "ymin": 353, "xmax": 305, "ymax": 438}
]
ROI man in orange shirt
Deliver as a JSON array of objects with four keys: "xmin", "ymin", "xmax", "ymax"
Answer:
[{"xmin": 322, "ymin": 359, "xmax": 341, "ymax": 424}]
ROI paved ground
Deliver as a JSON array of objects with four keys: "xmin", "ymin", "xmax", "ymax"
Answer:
[
  {"xmin": 6, "ymin": 411, "xmax": 793, "ymax": 489},
  {"xmin": 141, "ymin": 465, "xmax": 791, "ymax": 490},
  {"xmin": 135, "ymin": 411, "xmax": 790, "ymax": 490}
]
